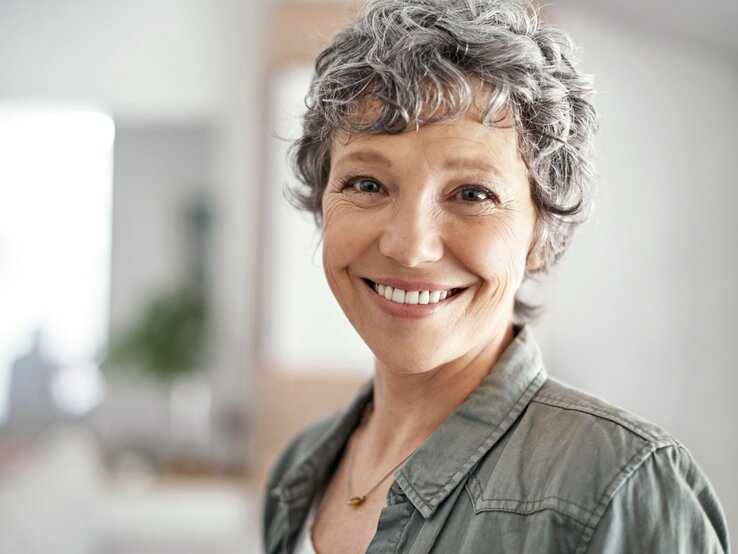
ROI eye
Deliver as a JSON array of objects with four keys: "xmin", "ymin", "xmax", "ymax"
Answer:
[
  {"xmin": 340, "ymin": 176, "xmax": 385, "ymax": 194},
  {"xmin": 354, "ymin": 179, "xmax": 382, "ymax": 193},
  {"xmin": 455, "ymin": 186, "xmax": 497, "ymax": 204}
]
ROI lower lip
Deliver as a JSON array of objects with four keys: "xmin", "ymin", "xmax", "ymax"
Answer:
[{"xmin": 362, "ymin": 281, "xmax": 465, "ymax": 320}]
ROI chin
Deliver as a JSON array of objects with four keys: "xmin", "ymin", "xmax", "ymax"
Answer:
[{"xmin": 369, "ymin": 342, "xmax": 448, "ymax": 375}]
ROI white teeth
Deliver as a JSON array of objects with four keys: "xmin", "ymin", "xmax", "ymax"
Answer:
[{"xmin": 371, "ymin": 281, "xmax": 457, "ymax": 305}]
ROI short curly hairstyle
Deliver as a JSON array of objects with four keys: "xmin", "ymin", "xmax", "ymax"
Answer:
[{"xmin": 288, "ymin": 0, "xmax": 598, "ymax": 320}]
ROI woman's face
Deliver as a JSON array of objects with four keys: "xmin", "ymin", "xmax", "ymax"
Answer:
[{"xmin": 321, "ymin": 108, "xmax": 538, "ymax": 374}]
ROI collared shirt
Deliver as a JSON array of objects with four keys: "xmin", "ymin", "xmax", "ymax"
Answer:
[{"xmin": 263, "ymin": 327, "xmax": 730, "ymax": 553}]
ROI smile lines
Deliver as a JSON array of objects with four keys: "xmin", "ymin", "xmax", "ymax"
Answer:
[{"xmin": 364, "ymin": 279, "xmax": 463, "ymax": 305}]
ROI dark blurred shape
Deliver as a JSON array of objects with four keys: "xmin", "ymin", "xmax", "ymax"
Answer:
[
  {"xmin": 5, "ymin": 329, "xmax": 60, "ymax": 437},
  {"xmin": 104, "ymin": 279, "xmax": 209, "ymax": 382}
]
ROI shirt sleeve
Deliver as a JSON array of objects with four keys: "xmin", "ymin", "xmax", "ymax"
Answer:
[
  {"xmin": 585, "ymin": 445, "xmax": 730, "ymax": 553},
  {"xmin": 262, "ymin": 436, "xmax": 301, "ymax": 553}
]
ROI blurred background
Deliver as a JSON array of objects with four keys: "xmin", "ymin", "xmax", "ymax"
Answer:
[{"xmin": 0, "ymin": 0, "xmax": 735, "ymax": 552}]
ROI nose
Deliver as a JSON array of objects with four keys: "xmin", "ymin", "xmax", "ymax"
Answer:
[{"xmin": 378, "ymin": 198, "xmax": 444, "ymax": 267}]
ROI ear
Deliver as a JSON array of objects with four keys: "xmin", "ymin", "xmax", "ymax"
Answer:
[
  {"xmin": 525, "ymin": 249, "xmax": 543, "ymax": 272},
  {"xmin": 525, "ymin": 220, "xmax": 545, "ymax": 272}
]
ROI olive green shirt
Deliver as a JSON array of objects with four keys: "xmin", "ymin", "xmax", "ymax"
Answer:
[{"xmin": 263, "ymin": 327, "xmax": 730, "ymax": 553}]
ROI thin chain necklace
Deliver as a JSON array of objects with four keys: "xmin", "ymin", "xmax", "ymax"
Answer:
[{"xmin": 345, "ymin": 400, "xmax": 418, "ymax": 508}]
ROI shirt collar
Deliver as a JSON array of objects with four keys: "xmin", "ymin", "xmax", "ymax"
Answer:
[
  {"xmin": 394, "ymin": 325, "xmax": 547, "ymax": 518},
  {"xmin": 276, "ymin": 325, "xmax": 546, "ymax": 520}
]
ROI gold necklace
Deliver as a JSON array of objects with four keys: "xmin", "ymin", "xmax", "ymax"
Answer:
[{"xmin": 345, "ymin": 401, "xmax": 417, "ymax": 508}]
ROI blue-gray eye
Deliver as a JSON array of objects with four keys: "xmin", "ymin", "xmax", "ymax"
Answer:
[
  {"xmin": 353, "ymin": 179, "xmax": 382, "ymax": 193},
  {"xmin": 458, "ymin": 187, "xmax": 493, "ymax": 202}
]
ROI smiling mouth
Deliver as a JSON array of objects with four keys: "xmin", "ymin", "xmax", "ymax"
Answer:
[{"xmin": 362, "ymin": 278, "xmax": 465, "ymax": 305}]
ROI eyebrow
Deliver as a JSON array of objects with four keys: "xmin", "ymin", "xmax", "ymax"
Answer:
[
  {"xmin": 336, "ymin": 150, "xmax": 393, "ymax": 168},
  {"xmin": 441, "ymin": 157, "xmax": 503, "ymax": 177},
  {"xmin": 335, "ymin": 150, "xmax": 504, "ymax": 177}
]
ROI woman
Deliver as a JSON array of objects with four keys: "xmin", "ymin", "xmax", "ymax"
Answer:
[{"xmin": 263, "ymin": 1, "xmax": 729, "ymax": 552}]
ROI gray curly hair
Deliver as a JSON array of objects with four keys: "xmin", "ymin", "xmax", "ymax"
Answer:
[{"xmin": 288, "ymin": 0, "xmax": 598, "ymax": 320}]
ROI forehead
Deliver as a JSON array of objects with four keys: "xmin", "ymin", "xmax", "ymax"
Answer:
[{"xmin": 330, "ymin": 109, "xmax": 522, "ymax": 172}]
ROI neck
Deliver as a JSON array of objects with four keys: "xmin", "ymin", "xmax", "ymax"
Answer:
[{"xmin": 362, "ymin": 321, "xmax": 516, "ymax": 464}]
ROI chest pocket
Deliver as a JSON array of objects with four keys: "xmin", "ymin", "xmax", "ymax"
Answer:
[
  {"xmin": 465, "ymin": 471, "xmax": 594, "ymax": 527},
  {"xmin": 447, "ymin": 473, "xmax": 589, "ymax": 554}
]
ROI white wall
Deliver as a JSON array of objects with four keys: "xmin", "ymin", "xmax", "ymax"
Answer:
[{"xmin": 533, "ymin": 6, "xmax": 738, "ymax": 545}]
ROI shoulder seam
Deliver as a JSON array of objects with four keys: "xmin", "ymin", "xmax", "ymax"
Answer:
[{"xmin": 532, "ymin": 393, "xmax": 678, "ymax": 445}]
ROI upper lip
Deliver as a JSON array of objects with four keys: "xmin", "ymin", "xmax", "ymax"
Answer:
[{"xmin": 362, "ymin": 277, "xmax": 468, "ymax": 292}]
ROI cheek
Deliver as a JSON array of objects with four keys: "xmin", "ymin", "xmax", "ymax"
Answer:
[
  {"xmin": 458, "ymin": 216, "xmax": 532, "ymax": 286},
  {"xmin": 321, "ymin": 199, "xmax": 374, "ymax": 271},
  {"xmin": 321, "ymin": 222, "xmax": 357, "ymax": 310},
  {"xmin": 322, "ymin": 235, "xmax": 351, "ymax": 277},
  {"xmin": 321, "ymin": 198, "xmax": 350, "ymax": 264},
  {"xmin": 322, "ymin": 224, "xmax": 351, "ymax": 272}
]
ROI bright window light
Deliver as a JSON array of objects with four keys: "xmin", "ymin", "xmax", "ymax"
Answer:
[{"xmin": 0, "ymin": 105, "xmax": 113, "ymax": 424}]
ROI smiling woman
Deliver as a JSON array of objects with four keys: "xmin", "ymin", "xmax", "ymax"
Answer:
[
  {"xmin": 322, "ymin": 111, "xmax": 536, "ymax": 376},
  {"xmin": 262, "ymin": 1, "xmax": 729, "ymax": 553}
]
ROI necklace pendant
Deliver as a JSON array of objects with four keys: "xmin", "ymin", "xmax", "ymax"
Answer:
[{"xmin": 347, "ymin": 496, "xmax": 366, "ymax": 507}]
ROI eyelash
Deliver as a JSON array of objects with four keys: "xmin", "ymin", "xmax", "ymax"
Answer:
[{"xmin": 337, "ymin": 175, "xmax": 500, "ymax": 205}]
